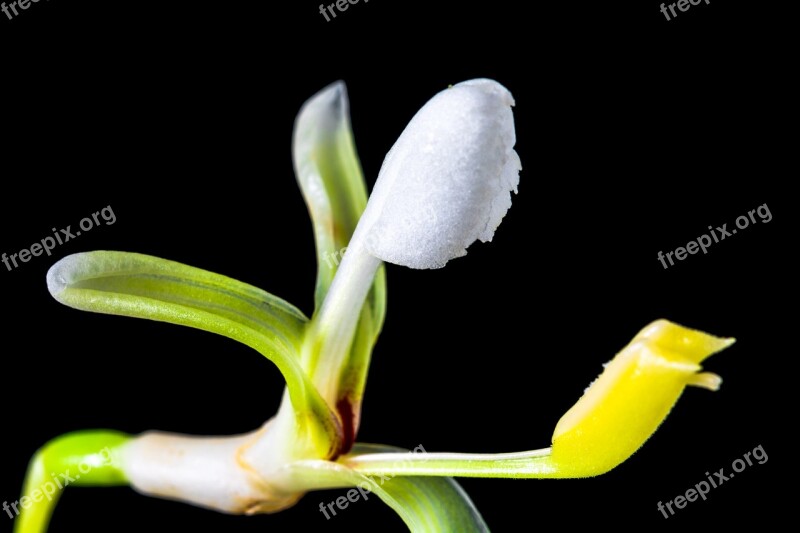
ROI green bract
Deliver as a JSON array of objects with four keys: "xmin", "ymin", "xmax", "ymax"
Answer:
[{"xmin": 17, "ymin": 80, "xmax": 734, "ymax": 533}]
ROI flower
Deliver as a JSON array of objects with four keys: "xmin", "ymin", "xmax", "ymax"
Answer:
[{"xmin": 17, "ymin": 80, "xmax": 734, "ymax": 533}]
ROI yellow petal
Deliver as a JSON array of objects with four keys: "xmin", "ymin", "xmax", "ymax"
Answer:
[{"xmin": 549, "ymin": 319, "xmax": 734, "ymax": 477}]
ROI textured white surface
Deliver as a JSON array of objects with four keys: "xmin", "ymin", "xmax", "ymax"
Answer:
[
  {"xmin": 362, "ymin": 79, "xmax": 521, "ymax": 269},
  {"xmin": 122, "ymin": 430, "xmax": 300, "ymax": 515}
]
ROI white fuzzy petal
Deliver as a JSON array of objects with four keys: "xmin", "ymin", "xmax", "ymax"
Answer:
[{"xmin": 361, "ymin": 78, "xmax": 520, "ymax": 269}]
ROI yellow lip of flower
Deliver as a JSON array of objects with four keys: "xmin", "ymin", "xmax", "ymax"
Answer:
[{"xmin": 549, "ymin": 319, "xmax": 735, "ymax": 478}]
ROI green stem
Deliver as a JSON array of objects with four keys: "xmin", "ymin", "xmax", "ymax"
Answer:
[
  {"xmin": 14, "ymin": 431, "xmax": 130, "ymax": 533},
  {"xmin": 341, "ymin": 447, "xmax": 562, "ymax": 478},
  {"xmin": 306, "ymin": 240, "xmax": 381, "ymax": 405}
]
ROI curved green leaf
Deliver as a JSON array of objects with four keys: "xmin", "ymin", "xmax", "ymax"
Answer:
[
  {"xmin": 293, "ymin": 80, "xmax": 373, "ymax": 310},
  {"xmin": 288, "ymin": 444, "xmax": 489, "ymax": 533},
  {"xmin": 293, "ymin": 82, "xmax": 387, "ymax": 444},
  {"xmin": 48, "ymin": 251, "xmax": 308, "ymax": 349},
  {"xmin": 47, "ymin": 251, "xmax": 340, "ymax": 456},
  {"xmin": 351, "ymin": 444, "xmax": 488, "ymax": 533}
]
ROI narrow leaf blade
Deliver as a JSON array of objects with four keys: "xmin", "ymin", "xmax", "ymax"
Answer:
[
  {"xmin": 293, "ymin": 82, "xmax": 387, "ymax": 442},
  {"xmin": 288, "ymin": 444, "xmax": 489, "ymax": 533},
  {"xmin": 47, "ymin": 251, "xmax": 340, "ymax": 456}
]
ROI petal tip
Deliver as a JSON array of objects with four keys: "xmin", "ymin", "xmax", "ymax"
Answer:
[
  {"xmin": 455, "ymin": 78, "xmax": 515, "ymax": 106},
  {"xmin": 688, "ymin": 372, "xmax": 723, "ymax": 391},
  {"xmin": 46, "ymin": 254, "xmax": 76, "ymax": 298}
]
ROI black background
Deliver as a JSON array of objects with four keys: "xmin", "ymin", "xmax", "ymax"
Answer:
[{"xmin": 0, "ymin": 1, "xmax": 790, "ymax": 531}]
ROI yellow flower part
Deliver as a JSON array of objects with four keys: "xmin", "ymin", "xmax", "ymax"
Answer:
[{"xmin": 549, "ymin": 319, "xmax": 734, "ymax": 477}]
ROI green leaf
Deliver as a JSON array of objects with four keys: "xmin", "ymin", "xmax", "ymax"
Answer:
[
  {"xmin": 49, "ymin": 251, "xmax": 308, "ymax": 347},
  {"xmin": 15, "ymin": 430, "xmax": 131, "ymax": 533},
  {"xmin": 352, "ymin": 444, "xmax": 489, "ymax": 533},
  {"xmin": 47, "ymin": 251, "xmax": 340, "ymax": 456},
  {"xmin": 293, "ymin": 80, "xmax": 373, "ymax": 310},
  {"xmin": 293, "ymin": 82, "xmax": 387, "ymax": 444},
  {"xmin": 288, "ymin": 444, "xmax": 489, "ymax": 533}
]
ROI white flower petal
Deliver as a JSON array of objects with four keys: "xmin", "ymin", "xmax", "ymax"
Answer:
[{"xmin": 362, "ymin": 79, "xmax": 521, "ymax": 269}]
